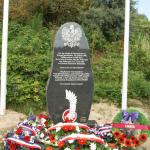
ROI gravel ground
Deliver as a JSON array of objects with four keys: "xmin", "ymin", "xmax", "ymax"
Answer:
[{"xmin": 0, "ymin": 110, "xmax": 26, "ymax": 141}]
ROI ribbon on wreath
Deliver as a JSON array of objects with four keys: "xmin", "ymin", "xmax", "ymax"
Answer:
[
  {"xmin": 122, "ymin": 111, "xmax": 139, "ymax": 122},
  {"xmin": 113, "ymin": 123, "xmax": 150, "ymax": 130},
  {"xmin": 89, "ymin": 123, "xmax": 112, "ymax": 137}
]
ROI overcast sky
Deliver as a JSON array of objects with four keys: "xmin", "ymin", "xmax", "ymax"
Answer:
[{"xmin": 136, "ymin": 0, "xmax": 150, "ymax": 20}]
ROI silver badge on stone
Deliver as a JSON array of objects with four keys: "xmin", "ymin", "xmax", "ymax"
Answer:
[{"xmin": 62, "ymin": 24, "xmax": 82, "ymax": 48}]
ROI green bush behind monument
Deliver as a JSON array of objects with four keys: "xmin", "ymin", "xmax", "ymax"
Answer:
[{"xmin": 0, "ymin": 0, "xmax": 150, "ymax": 114}]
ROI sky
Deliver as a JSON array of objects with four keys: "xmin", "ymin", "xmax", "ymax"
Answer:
[{"xmin": 136, "ymin": 0, "xmax": 150, "ymax": 20}]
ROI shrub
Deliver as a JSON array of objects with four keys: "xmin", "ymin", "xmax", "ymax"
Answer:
[
  {"xmin": 128, "ymin": 71, "xmax": 150, "ymax": 101},
  {"xmin": 93, "ymin": 43, "xmax": 122, "ymax": 104},
  {"xmin": 5, "ymin": 22, "xmax": 53, "ymax": 114}
]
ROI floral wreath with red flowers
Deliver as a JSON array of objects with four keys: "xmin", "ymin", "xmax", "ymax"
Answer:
[
  {"xmin": 3, "ymin": 111, "xmax": 149, "ymax": 150},
  {"xmin": 35, "ymin": 122, "xmax": 106, "ymax": 149},
  {"xmin": 40, "ymin": 122, "xmax": 90, "ymax": 146},
  {"xmin": 112, "ymin": 130, "xmax": 147, "ymax": 148},
  {"xmin": 111, "ymin": 109, "xmax": 150, "ymax": 149},
  {"xmin": 3, "ymin": 113, "xmax": 52, "ymax": 149},
  {"xmin": 57, "ymin": 133, "xmax": 105, "ymax": 150}
]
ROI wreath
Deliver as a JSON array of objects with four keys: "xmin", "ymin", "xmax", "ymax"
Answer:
[
  {"xmin": 3, "ymin": 113, "xmax": 52, "ymax": 150},
  {"xmin": 3, "ymin": 115, "xmax": 106, "ymax": 150},
  {"xmin": 111, "ymin": 109, "xmax": 150, "ymax": 149},
  {"xmin": 36, "ymin": 122, "xmax": 106, "ymax": 149},
  {"xmin": 3, "ymin": 111, "xmax": 149, "ymax": 150},
  {"xmin": 56, "ymin": 133, "xmax": 105, "ymax": 150},
  {"xmin": 40, "ymin": 122, "xmax": 90, "ymax": 146}
]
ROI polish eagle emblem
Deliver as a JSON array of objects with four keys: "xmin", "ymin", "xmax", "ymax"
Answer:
[
  {"xmin": 62, "ymin": 24, "xmax": 82, "ymax": 48},
  {"xmin": 62, "ymin": 89, "xmax": 77, "ymax": 122}
]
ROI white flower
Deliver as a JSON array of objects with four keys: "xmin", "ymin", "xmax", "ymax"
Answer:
[
  {"xmin": 64, "ymin": 148, "xmax": 71, "ymax": 150},
  {"xmin": 40, "ymin": 133, "xmax": 45, "ymax": 138},
  {"xmin": 24, "ymin": 131, "xmax": 30, "ymax": 136},
  {"xmin": 104, "ymin": 143, "xmax": 108, "ymax": 148},
  {"xmin": 68, "ymin": 140, "xmax": 74, "ymax": 144},
  {"xmin": 23, "ymin": 119, "xmax": 28, "ymax": 124},
  {"xmin": 107, "ymin": 132, "xmax": 112, "ymax": 136},
  {"xmin": 44, "ymin": 128, "xmax": 48, "ymax": 132},
  {"xmin": 3, "ymin": 141, "xmax": 7, "ymax": 146},
  {"xmin": 32, "ymin": 123, "xmax": 36, "ymax": 127},
  {"xmin": 30, "ymin": 136, "xmax": 34, "ymax": 143},
  {"xmin": 56, "ymin": 127, "xmax": 61, "ymax": 132},
  {"xmin": 41, "ymin": 118, "xmax": 46, "ymax": 124},
  {"xmin": 90, "ymin": 143, "xmax": 97, "ymax": 150},
  {"xmin": 76, "ymin": 126, "xmax": 80, "ymax": 132}
]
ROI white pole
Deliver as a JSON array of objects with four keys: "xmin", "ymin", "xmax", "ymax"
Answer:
[
  {"xmin": 0, "ymin": 0, "xmax": 10, "ymax": 115},
  {"xmin": 121, "ymin": 0, "xmax": 130, "ymax": 110}
]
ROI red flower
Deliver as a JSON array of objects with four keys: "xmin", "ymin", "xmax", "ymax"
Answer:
[
  {"xmin": 78, "ymin": 139, "xmax": 87, "ymax": 145},
  {"xmin": 16, "ymin": 128, "xmax": 23, "ymax": 135},
  {"xmin": 38, "ymin": 113, "xmax": 48, "ymax": 120},
  {"xmin": 62, "ymin": 126, "xmax": 69, "ymax": 132},
  {"xmin": 49, "ymin": 134, "xmax": 54, "ymax": 141},
  {"xmin": 125, "ymin": 139, "xmax": 132, "ymax": 147},
  {"xmin": 23, "ymin": 136, "xmax": 30, "ymax": 142},
  {"xmin": 113, "ymin": 131, "xmax": 120, "ymax": 138},
  {"xmin": 130, "ymin": 135, "xmax": 136, "ymax": 141},
  {"xmin": 108, "ymin": 143, "xmax": 117, "ymax": 148},
  {"xmin": 119, "ymin": 137, "xmax": 124, "ymax": 144},
  {"xmin": 122, "ymin": 133, "xmax": 127, "ymax": 138},
  {"xmin": 51, "ymin": 139, "xmax": 56, "ymax": 143},
  {"xmin": 46, "ymin": 147, "xmax": 54, "ymax": 150},
  {"xmin": 58, "ymin": 141, "xmax": 65, "ymax": 148},
  {"xmin": 134, "ymin": 140, "xmax": 140, "ymax": 146},
  {"xmin": 44, "ymin": 121, "xmax": 48, "ymax": 126},
  {"xmin": 37, "ymin": 125, "xmax": 43, "ymax": 130},
  {"xmin": 68, "ymin": 125, "xmax": 75, "ymax": 131},
  {"xmin": 8, "ymin": 140, "xmax": 11, "ymax": 145},
  {"xmin": 10, "ymin": 143, "xmax": 17, "ymax": 150},
  {"xmin": 139, "ymin": 134, "xmax": 147, "ymax": 142}
]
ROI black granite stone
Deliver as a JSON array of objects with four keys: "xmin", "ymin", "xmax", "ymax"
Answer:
[{"xmin": 46, "ymin": 22, "xmax": 93, "ymax": 124}]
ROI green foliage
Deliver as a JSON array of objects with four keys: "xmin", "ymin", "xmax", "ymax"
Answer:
[
  {"xmin": 81, "ymin": 2, "xmax": 125, "ymax": 42},
  {"xmin": 0, "ymin": 0, "xmax": 85, "ymax": 25},
  {"xmin": 93, "ymin": 43, "xmax": 122, "ymax": 104},
  {"xmin": 4, "ymin": 22, "xmax": 53, "ymax": 114},
  {"xmin": 43, "ymin": 0, "xmax": 83, "ymax": 25},
  {"xmin": 83, "ymin": 25, "xmax": 107, "ymax": 54},
  {"xmin": 0, "ymin": 21, "xmax": 2, "ymax": 51},
  {"xmin": 128, "ymin": 71, "xmax": 150, "ymax": 100},
  {"xmin": 0, "ymin": 0, "xmax": 150, "ymax": 113},
  {"xmin": 7, "ymin": 0, "xmax": 50, "ymax": 23},
  {"xmin": 128, "ymin": 13, "xmax": 150, "ymax": 102},
  {"xmin": 0, "ymin": 0, "xmax": 2, "ymax": 20},
  {"xmin": 30, "ymin": 14, "xmax": 43, "ymax": 31}
]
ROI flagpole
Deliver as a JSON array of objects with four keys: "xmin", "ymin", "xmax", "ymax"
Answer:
[
  {"xmin": 121, "ymin": 0, "xmax": 130, "ymax": 110},
  {"xmin": 0, "ymin": 0, "xmax": 10, "ymax": 115}
]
